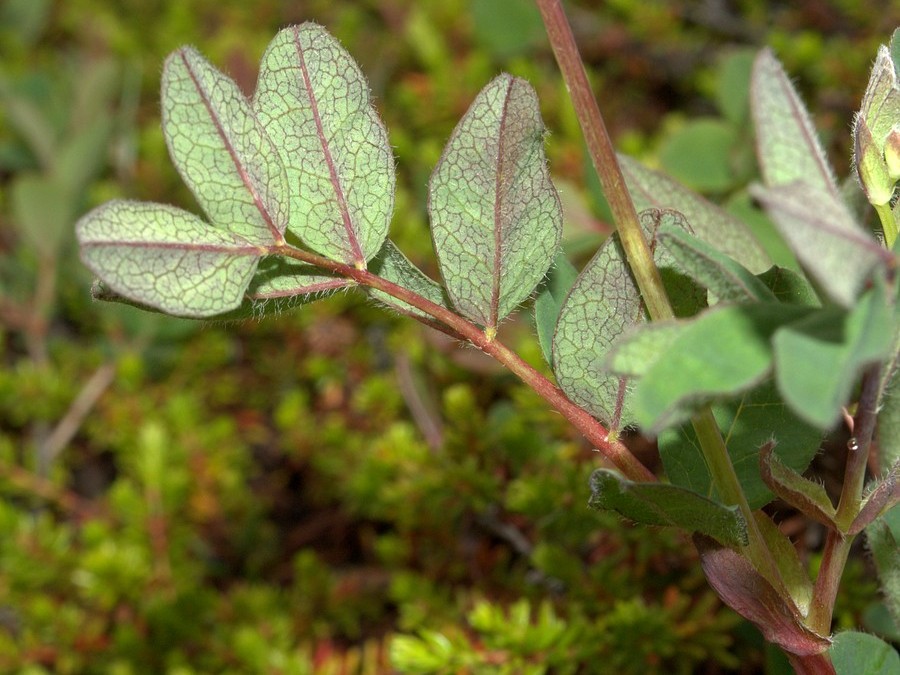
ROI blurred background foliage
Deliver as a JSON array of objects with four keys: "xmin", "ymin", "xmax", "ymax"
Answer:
[{"xmin": 1, "ymin": 0, "xmax": 897, "ymax": 672}]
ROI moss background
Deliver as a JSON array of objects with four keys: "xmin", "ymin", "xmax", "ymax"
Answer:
[{"xmin": 1, "ymin": 1, "xmax": 897, "ymax": 672}]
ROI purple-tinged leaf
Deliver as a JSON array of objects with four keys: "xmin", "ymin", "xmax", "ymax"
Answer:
[
  {"xmin": 162, "ymin": 47, "xmax": 288, "ymax": 245},
  {"xmin": 759, "ymin": 442, "xmax": 836, "ymax": 528},
  {"xmin": 751, "ymin": 181, "xmax": 893, "ymax": 307},
  {"xmin": 694, "ymin": 534, "xmax": 831, "ymax": 656},
  {"xmin": 429, "ymin": 73, "xmax": 562, "ymax": 333},
  {"xmin": 848, "ymin": 461, "xmax": 899, "ymax": 535},
  {"xmin": 77, "ymin": 200, "xmax": 262, "ymax": 318},
  {"xmin": 619, "ymin": 154, "xmax": 769, "ymax": 273},
  {"xmin": 859, "ymin": 45, "xmax": 900, "ymax": 145},
  {"xmin": 751, "ymin": 49, "xmax": 839, "ymax": 197},
  {"xmin": 254, "ymin": 23, "xmax": 394, "ymax": 266}
]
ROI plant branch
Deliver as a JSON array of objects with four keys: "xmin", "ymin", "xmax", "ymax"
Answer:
[{"xmin": 276, "ymin": 243, "xmax": 655, "ymax": 482}]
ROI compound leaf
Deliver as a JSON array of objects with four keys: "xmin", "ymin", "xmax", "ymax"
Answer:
[
  {"xmin": 77, "ymin": 200, "xmax": 261, "ymax": 318},
  {"xmin": 429, "ymin": 73, "xmax": 561, "ymax": 332},
  {"xmin": 254, "ymin": 23, "xmax": 394, "ymax": 265},
  {"xmin": 588, "ymin": 469, "xmax": 748, "ymax": 548},
  {"xmin": 162, "ymin": 46, "xmax": 287, "ymax": 245}
]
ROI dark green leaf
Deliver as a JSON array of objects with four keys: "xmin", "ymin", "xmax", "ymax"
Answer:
[
  {"xmin": 659, "ymin": 380, "xmax": 823, "ymax": 509},
  {"xmin": 658, "ymin": 118, "xmax": 738, "ymax": 192},
  {"xmin": 588, "ymin": 469, "xmax": 748, "ymax": 547},
  {"xmin": 757, "ymin": 266, "xmax": 820, "ymax": 307}
]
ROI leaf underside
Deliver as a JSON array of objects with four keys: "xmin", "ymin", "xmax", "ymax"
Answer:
[{"xmin": 429, "ymin": 73, "xmax": 562, "ymax": 331}]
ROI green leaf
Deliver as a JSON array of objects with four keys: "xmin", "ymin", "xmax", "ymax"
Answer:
[
  {"xmin": 533, "ymin": 252, "xmax": 577, "ymax": 366},
  {"xmin": 77, "ymin": 200, "xmax": 261, "ymax": 318},
  {"xmin": 830, "ymin": 631, "xmax": 899, "ymax": 675},
  {"xmin": 657, "ymin": 223, "xmax": 776, "ymax": 303},
  {"xmin": 469, "ymin": 0, "xmax": 545, "ymax": 59},
  {"xmin": 553, "ymin": 209, "xmax": 699, "ymax": 435},
  {"xmin": 367, "ymin": 240, "xmax": 449, "ymax": 319},
  {"xmin": 588, "ymin": 469, "xmax": 748, "ymax": 548},
  {"xmin": 658, "ymin": 380, "xmax": 823, "ymax": 509},
  {"xmin": 878, "ymin": 368, "xmax": 900, "ymax": 474},
  {"xmin": 759, "ymin": 442, "xmax": 836, "ymax": 527},
  {"xmin": 751, "ymin": 181, "xmax": 893, "ymax": 308},
  {"xmin": 626, "ymin": 304, "xmax": 809, "ymax": 433},
  {"xmin": 658, "ymin": 118, "xmax": 738, "ymax": 192},
  {"xmin": 773, "ymin": 282, "xmax": 896, "ymax": 429},
  {"xmin": 11, "ymin": 173, "xmax": 74, "ymax": 256},
  {"xmin": 849, "ymin": 462, "xmax": 899, "ymax": 535},
  {"xmin": 162, "ymin": 46, "xmax": 288, "ymax": 245},
  {"xmin": 757, "ymin": 266, "xmax": 820, "ymax": 307},
  {"xmin": 715, "ymin": 49, "xmax": 755, "ymax": 125},
  {"xmin": 867, "ymin": 506, "xmax": 900, "ymax": 631},
  {"xmin": 254, "ymin": 24, "xmax": 394, "ymax": 265},
  {"xmin": 752, "ymin": 512, "xmax": 813, "ymax": 616},
  {"xmin": 750, "ymin": 49, "xmax": 838, "ymax": 196},
  {"xmin": 429, "ymin": 73, "xmax": 562, "ymax": 332},
  {"xmin": 619, "ymin": 154, "xmax": 769, "ymax": 273},
  {"xmin": 724, "ymin": 191, "xmax": 799, "ymax": 271}
]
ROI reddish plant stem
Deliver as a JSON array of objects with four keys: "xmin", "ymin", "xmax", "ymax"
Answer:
[
  {"xmin": 276, "ymin": 243, "xmax": 655, "ymax": 483},
  {"xmin": 786, "ymin": 651, "xmax": 836, "ymax": 675},
  {"xmin": 808, "ymin": 364, "xmax": 882, "ymax": 634}
]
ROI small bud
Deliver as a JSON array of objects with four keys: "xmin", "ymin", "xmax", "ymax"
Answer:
[
  {"xmin": 855, "ymin": 116, "xmax": 896, "ymax": 206},
  {"xmin": 885, "ymin": 126, "xmax": 900, "ymax": 180}
]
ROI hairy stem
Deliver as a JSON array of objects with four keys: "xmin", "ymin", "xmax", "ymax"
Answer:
[
  {"xmin": 809, "ymin": 364, "xmax": 883, "ymax": 633},
  {"xmin": 875, "ymin": 201, "xmax": 897, "ymax": 250},
  {"xmin": 535, "ymin": 0, "xmax": 782, "ymax": 587},
  {"xmin": 276, "ymin": 244, "xmax": 655, "ymax": 482}
]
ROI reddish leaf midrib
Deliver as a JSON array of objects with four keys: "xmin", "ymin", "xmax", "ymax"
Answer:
[
  {"xmin": 291, "ymin": 26, "xmax": 366, "ymax": 267},
  {"xmin": 489, "ymin": 76, "xmax": 516, "ymax": 331},
  {"xmin": 179, "ymin": 50, "xmax": 284, "ymax": 245}
]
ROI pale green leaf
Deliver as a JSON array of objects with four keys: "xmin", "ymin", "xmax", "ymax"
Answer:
[
  {"xmin": 162, "ymin": 46, "xmax": 287, "ymax": 245},
  {"xmin": 773, "ymin": 281, "xmax": 896, "ymax": 429},
  {"xmin": 533, "ymin": 252, "xmax": 577, "ymax": 366},
  {"xmin": 630, "ymin": 304, "xmax": 809, "ymax": 433},
  {"xmin": 553, "ymin": 209, "xmax": 700, "ymax": 434},
  {"xmin": 77, "ymin": 200, "xmax": 261, "ymax": 318},
  {"xmin": 619, "ymin": 154, "xmax": 769, "ymax": 273},
  {"xmin": 429, "ymin": 73, "xmax": 562, "ymax": 331},
  {"xmin": 657, "ymin": 223, "xmax": 776, "ymax": 303},
  {"xmin": 254, "ymin": 23, "xmax": 394, "ymax": 265},
  {"xmin": 367, "ymin": 240, "xmax": 449, "ymax": 319},
  {"xmin": 588, "ymin": 469, "xmax": 748, "ymax": 548},
  {"xmin": 751, "ymin": 49, "xmax": 838, "ymax": 195},
  {"xmin": 659, "ymin": 380, "xmax": 823, "ymax": 509},
  {"xmin": 830, "ymin": 631, "xmax": 899, "ymax": 675},
  {"xmin": 751, "ymin": 181, "xmax": 893, "ymax": 308}
]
